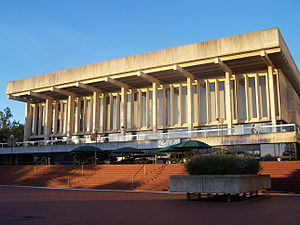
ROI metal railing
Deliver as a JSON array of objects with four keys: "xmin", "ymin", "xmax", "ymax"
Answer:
[
  {"xmin": 131, "ymin": 164, "xmax": 145, "ymax": 189},
  {"xmin": 0, "ymin": 123, "xmax": 299, "ymax": 149}
]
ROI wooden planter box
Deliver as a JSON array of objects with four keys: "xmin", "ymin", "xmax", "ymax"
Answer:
[{"xmin": 170, "ymin": 175, "xmax": 271, "ymax": 195}]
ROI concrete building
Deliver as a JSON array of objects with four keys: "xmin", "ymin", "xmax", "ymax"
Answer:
[{"xmin": 5, "ymin": 27, "xmax": 300, "ymax": 159}]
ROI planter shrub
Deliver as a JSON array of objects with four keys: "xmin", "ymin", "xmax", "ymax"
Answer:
[{"xmin": 185, "ymin": 155, "xmax": 260, "ymax": 175}]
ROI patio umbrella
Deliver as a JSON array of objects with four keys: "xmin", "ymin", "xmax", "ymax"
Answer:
[
  {"xmin": 174, "ymin": 140, "xmax": 211, "ymax": 149},
  {"xmin": 159, "ymin": 143, "xmax": 181, "ymax": 152},
  {"xmin": 71, "ymin": 145, "xmax": 103, "ymax": 154}
]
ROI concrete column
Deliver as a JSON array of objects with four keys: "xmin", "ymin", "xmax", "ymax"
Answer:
[
  {"xmin": 92, "ymin": 92, "xmax": 100, "ymax": 132},
  {"xmin": 101, "ymin": 94, "xmax": 107, "ymax": 132},
  {"xmin": 52, "ymin": 102, "xmax": 58, "ymax": 135},
  {"xmin": 196, "ymin": 82, "xmax": 201, "ymax": 125},
  {"xmin": 75, "ymin": 97, "xmax": 81, "ymax": 134},
  {"xmin": 255, "ymin": 73, "xmax": 261, "ymax": 120},
  {"xmin": 32, "ymin": 104, "xmax": 38, "ymax": 136},
  {"xmin": 146, "ymin": 88, "xmax": 150, "ymax": 128},
  {"xmin": 44, "ymin": 99, "xmax": 53, "ymax": 140},
  {"xmin": 170, "ymin": 86, "xmax": 174, "ymax": 126},
  {"xmin": 152, "ymin": 82, "xmax": 158, "ymax": 132},
  {"xmin": 205, "ymin": 81, "xmax": 210, "ymax": 123},
  {"xmin": 108, "ymin": 94, "xmax": 114, "ymax": 131},
  {"xmin": 187, "ymin": 77, "xmax": 193, "ymax": 131},
  {"xmin": 274, "ymin": 69, "xmax": 281, "ymax": 118},
  {"xmin": 215, "ymin": 80, "xmax": 220, "ymax": 121},
  {"xmin": 67, "ymin": 96, "xmax": 74, "ymax": 138},
  {"xmin": 58, "ymin": 101, "xmax": 62, "ymax": 134},
  {"xmin": 82, "ymin": 98, "xmax": 87, "ymax": 132},
  {"xmin": 163, "ymin": 87, "xmax": 167, "ymax": 128},
  {"xmin": 138, "ymin": 90, "xmax": 143, "ymax": 129},
  {"xmin": 235, "ymin": 76, "xmax": 240, "ymax": 123},
  {"xmin": 120, "ymin": 87, "xmax": 127, "ymax": 135},
  {"xmin": 179, "ymin": 84, "xmax": 183, "ymax": 125},
  {"xmin": 225, "ymin": 72, "xmax": 232, "ymax": 134},
  {"xmin": 23, "ymin": 102, "xmax": 32, "ymax": 141},
  {"xmin": 116, "ymin": 93, "xmax": 120, "ymax": 130},
  {"xmin": 130, "ymin": 92, "xmax": 135, "ymax": 129},
  {"xmin": 63, "ymin": 102, "xmax": 68, "ymax": 134},
  {"xmin": 244, "ymin": 75, "xmax": 250, "ymax": 121},
  {"xmin": 89, "ymin": 97, "xmax": 94, "ymax": 132},
  {"xmin": 268, "ymin": 66, "xmax": 277, "ymax": 125},
  {"xmin": 38, "ymin": 103, "xmax": 43, "ymax": 136}
]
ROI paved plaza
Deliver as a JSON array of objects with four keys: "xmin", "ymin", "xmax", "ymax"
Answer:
[{"xmin": 1, "ymin": 186, "xmax": 300, "ymax": 225}]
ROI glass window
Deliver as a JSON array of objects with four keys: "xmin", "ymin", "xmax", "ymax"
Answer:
[
  {"xmin": 158, "ymin": 89, "xmax": 164, "ymax": 126},
  {"xmin": 273, "ymin": 74, "xmax": 279, "ymax": 117},
  {"xmin": 127, "ymin": 94, "xmax": 132, "ymax": 129},
  {"xmin": 112, "ymin": 96, "xmax": 119, "ymax": 130},
  {"xmin": 133, "ymin": 93, "xmax": 138, "ymax": 128},
  {"xmin": 209, "ymin": 82, "xmax": 216, "ymax": 121},
  {"xmin": 192, "ymin": 85, "xmax": 198, "ymax": 123},
  {"xmin": 238, "ymin": 77, "xmax": 247, "ymax": 120},
  {"xmin": 230, "ymin": 80, "xmax": 237, "ymax": 120},
  {"xmin": 166, "ymin": 88, "xmax": 171, "ymax": 126},
  {"xmin": 259, "ymin": 76, "xmax": 268, "ymax": 117},
  {"xmin": 219, "ymin": 81, "xmax": 226, "ymax": 120},
  {"xmin": 106, "ymin": 96, "xmax": 111, "ymax": 130},
  {"xmin": 249, "ymin": 77, "xmax": 257, "ymax": 118},
  {"xmin": 174, "ymin": 87, "xmax": 179, "ymax": 124}
]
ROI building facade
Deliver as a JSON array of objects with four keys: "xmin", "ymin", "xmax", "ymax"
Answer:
[{"xmin": 6, "ymin": 28, "xmax": 300, "ymax": 159}]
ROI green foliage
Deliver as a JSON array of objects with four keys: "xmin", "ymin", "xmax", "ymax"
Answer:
[
  {"xmin": 185, "ymin": 155, "xmax": 260, "ymax": 175},
  {"xmin": 0, "ymin": 107, "xmax": 24, "ymax": 143},
  {"xmin": 0, "ymin": 107, "xmax": 12, "ymax": 129}
]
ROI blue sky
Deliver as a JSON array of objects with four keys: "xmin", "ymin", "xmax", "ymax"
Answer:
[{"xmin": 0, "ymin": 0, "xmax": 299, "ymax": 123}]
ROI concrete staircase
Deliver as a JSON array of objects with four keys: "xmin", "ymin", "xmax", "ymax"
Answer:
[
  {"xmin": 1, "ymin": 162, "xmax": 300, "ymax": 193},
  {"xmin": 260, "ymin": 161, "xmax": 300, "ymax": 193}
]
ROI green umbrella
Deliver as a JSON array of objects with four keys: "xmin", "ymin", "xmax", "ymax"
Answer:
[
  {"xmin": 174, "ymin": 140, "xmax": 210, "ymax": 149},
  {"xmin": 112, "ymin": 147, "xmax": 144, "ymax": 154},
  {"xmin": 71, "ymin": 145, "xmax": 102, "ymax": 154},
  {"xmin": 159, "ymin": 143, "xmax": 181, "ymax": 152}
]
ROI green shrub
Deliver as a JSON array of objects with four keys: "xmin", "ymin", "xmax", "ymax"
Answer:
[{"xmin": 185, "ymin": 155, "xmax": 260, "ymax": 175}]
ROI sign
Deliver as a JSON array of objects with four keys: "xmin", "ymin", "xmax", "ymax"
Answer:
[{"xmin": 158, "ymin": 139, "xmax": 180, "ymax": 148}]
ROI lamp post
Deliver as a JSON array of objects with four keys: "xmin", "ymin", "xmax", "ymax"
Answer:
[
  {"xmin": 9, "ymin": 134, "xmax": 15, "ymax": 165},
  {"xmin": 216, "ymin": 118, "xmax": 224, "ymax": 156}
]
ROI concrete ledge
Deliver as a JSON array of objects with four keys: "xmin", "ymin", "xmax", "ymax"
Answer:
[{"xmin": 170, "ymin": 175, "xmax": 271, "ymax": 194}]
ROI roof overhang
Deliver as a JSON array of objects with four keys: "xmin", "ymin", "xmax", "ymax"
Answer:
[{"xmin": 7, "ymin": 27, "xmax": 300, "ymax": 101}]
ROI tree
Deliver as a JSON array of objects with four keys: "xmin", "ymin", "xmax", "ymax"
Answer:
[
  {"xmin": 0, "ymin": 107, "xmax": 12, "ymax": 129},
  {"xmin": 0, "ymin": 107, "xmax": 24, "ymax": 143}
]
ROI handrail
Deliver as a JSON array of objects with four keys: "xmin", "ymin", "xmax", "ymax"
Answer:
[
  {"xmin": 0, "ymin": 123, "xmax": 299, "ymax": 148},
  {"xmin": 132, "ymin": 164, "xmax": 145, "ymax": 189}
]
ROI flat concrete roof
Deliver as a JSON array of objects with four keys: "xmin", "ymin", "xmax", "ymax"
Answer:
[{"xmin": 6, "ymin": 27, "xmax": 300, "ymax": 98}]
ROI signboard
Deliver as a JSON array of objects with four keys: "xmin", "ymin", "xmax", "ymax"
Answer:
[{"xmin": 158, "ymin": 139, "xmax": 180, "ymax": 148}]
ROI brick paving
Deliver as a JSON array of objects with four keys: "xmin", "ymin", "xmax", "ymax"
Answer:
[{"xmin": 1, "ymin": 186, "xmax": 300, "ymax": 225}]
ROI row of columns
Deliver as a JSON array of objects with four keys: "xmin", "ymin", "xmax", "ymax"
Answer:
[{"xmin": 23, "ymin": 65, "xmax": 278, "ymax": 141}]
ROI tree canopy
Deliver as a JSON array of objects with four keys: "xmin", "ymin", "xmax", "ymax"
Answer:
[{"xmin": 0, "ymin": 107, "xmax": 24, "ymax": 143}]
